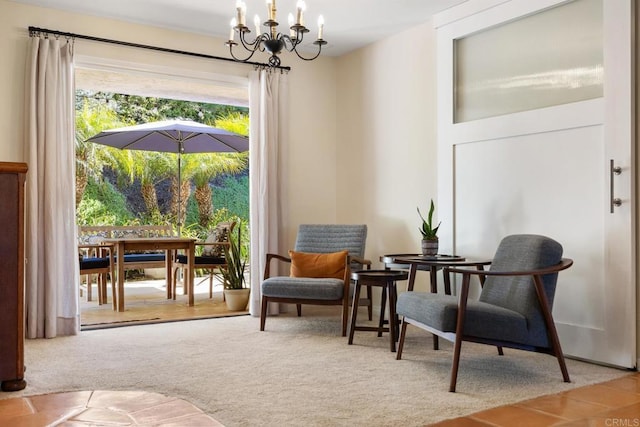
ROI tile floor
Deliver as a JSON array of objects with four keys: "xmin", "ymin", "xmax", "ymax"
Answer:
[
  {"xmin": 0, "ymin": 390, "xmax": 222, "ymax": 426},
  {"xmin": 1, "ymin": 373, "xmax": 638, "ymax": 426},
  {"xmin": 432, "ymin": 372, "xmax": 640, "ymax": 426}
]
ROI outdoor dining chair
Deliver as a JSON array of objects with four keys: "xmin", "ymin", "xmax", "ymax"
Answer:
[
  {"xmin": 172, "ymin": 221, "xmax": 237, "ymax": 299},
  {"xmin": 78, "ymin": 242, "xmax": 116, "ymax": 309}
]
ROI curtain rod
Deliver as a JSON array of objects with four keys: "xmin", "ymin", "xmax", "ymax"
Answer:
[{"xmin": 28, "ymin": 26, "xmax": 291, "ymax": 72}]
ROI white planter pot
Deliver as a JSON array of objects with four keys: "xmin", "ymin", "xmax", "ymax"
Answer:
[{"xmin": 224, "ymin": 288, "xmax": 250, "ymax": 311}]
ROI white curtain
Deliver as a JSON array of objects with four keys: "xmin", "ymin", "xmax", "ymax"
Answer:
[
  {"xmin": 248, "ymin": 68, "xmax": 289, "ymax": 316},
  {"xmin": 24, "ymin": 36, "xmax": 80, "ymax": 338}
]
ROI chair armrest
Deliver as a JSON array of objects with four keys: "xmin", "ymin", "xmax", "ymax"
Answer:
[
  {"xmin": 78, "ymin": 243, "xmax": 108, "ymax": 250},
  {"xmin": 195, "ymin": 242, "xmax": 231, "ymax": 252},
  {"xmin": 195, "ymin": 242, "xmax": 231, "ymax": 247},
  {"xmin": 445, "ymin": 258, "xmax": 573, "ymax": 277},
  {"xmin": 349, "ymin": 255, "xmax": 371, "ymax": 265},
  {"xmin": 263, "ymin": 253, "xmax": 292, "ymax": 280},
  {"xmin": 79, "ymin": 243, "xmax": 115, "ymax": 258},
  {"xmin": 451, "ymin": 258, "xmax": 574, "ymax": 347},
  {"xmin": 349, "ymin": 255, "xmax": 372, "ymax": 270}
]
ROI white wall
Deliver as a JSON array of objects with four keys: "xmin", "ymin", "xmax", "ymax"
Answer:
[{"xmin": 335, "ymin": 22, "xmax": 439, "ymax": 290}]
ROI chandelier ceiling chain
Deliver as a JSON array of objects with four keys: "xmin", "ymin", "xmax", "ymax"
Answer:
[{"xmin": 225, "ymin": 0, "xmax": 327, "ymax": 67}]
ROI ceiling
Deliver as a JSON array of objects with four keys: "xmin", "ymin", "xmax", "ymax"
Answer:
[{"xmin": 14, "ymin": 0, "xmax": 468, "ymax": 56}]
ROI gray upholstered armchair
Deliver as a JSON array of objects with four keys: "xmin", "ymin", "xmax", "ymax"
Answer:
[
  {"xmin": 396, "ymin": 234, "xmax": 573, "ymax": 392},
  {"xmin": 260, "ymin": 224, "xmax": 371, "ymax": 336}
]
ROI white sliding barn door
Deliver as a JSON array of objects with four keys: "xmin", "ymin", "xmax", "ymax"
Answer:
[{"xmin": 436, "ymin": 0, "xmax": 635, "ymax": 368}]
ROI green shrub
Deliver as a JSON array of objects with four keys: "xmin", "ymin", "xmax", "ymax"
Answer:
[
  {"xmin": 213, "ymin": 175, "xmax": 249, "ymax": 221},
  {"xmin": 78, "ymin": 178, "xmax": 134, "ymax": 225}
]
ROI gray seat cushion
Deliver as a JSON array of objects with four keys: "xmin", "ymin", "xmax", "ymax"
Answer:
[
  {"xmin": 397, "ymin": 292, "xmax": 529, "ymax": 344},
  {"xmin": 262, "ymin": 276, "xmax": 344, "ymax": 300}
]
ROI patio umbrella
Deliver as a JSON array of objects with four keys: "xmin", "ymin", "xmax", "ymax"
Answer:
[{"xmin": 87, "ymin": 119, "xmax": 249, "ymax": 233}]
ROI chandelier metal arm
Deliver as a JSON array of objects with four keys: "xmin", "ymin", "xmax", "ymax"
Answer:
[
  {"xmin": 280, "ymin": 34, "xmax": 299, "ymax": 52},
  {"xmin": 239, "ymin": 29, "xmax": 265, "ymax": 52},
  {"xmin": 292, "ymin": 41, "xmax": 325, "ymax": 61},
  {"xmin": 226, "ymin": 40, "xmax": 258, "ymax": 63}
]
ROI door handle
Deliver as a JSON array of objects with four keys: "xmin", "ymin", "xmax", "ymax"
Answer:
[{"xmin": 610, "ymin": 159, "xmax": 622, "ymax": 213}]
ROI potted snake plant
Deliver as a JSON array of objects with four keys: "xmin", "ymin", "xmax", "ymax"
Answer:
[
  {"xmin": 217, "ymin": 232, "xmax": 250, "ymax": 310},
  {"xmin": 417, "ymin": 198, "xmax": 441, "ymax": 256}
]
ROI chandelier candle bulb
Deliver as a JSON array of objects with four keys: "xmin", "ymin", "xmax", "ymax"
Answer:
[
  {"xmin": 236, "ymin": 0, "xmax": 246, "ymax": 26},
  {"xmin": 266, "ymin": 0, "xmax": 275, "ymax": 21},
  {"xmin": 229, "ymin": 18, "xmax": 236, "ymax": 41},
  {"xmin": 296, "ymin": 0, "xmax": 305, "ymax": 25},
  {"xmin": 254, "ymin": 15, "xmax": 261, "ymax": 35},
  {"xmin": 317, "ymin": 15, "xmax": 324, "ymax": 40},
  {"xmin": 288, "ymin": 13, "xmax": 296, "ymax": 37}
]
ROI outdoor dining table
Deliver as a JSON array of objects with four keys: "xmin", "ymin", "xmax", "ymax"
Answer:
[{"xmin": 104, "ymin": 236, "xmax": 196, "ymax": 312}]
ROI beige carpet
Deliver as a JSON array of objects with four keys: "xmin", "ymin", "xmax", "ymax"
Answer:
[{"xmin": 4, "ymin": 306, "xmax": 631, "ymax": 426}]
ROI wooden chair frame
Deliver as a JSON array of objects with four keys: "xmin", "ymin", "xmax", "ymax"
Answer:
[
  {"xmin": 396, "ymin": 258, "xmax": 573, "ymax": 392},
  {"xmin": 260, "ymin": 253, "xmax": 372, "ymax": 336}
]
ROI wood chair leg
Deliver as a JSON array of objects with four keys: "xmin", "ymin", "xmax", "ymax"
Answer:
[
  {"xmin": 449, "ymin": 335, "xmax": 463, "ymax": 392},
  {"xmin": 449, "ymin": 272, "xmax": 471, "ymax": 392},
  {"xmin": 87, "ymin": 274, "xmax": 93, "ymax": 301},
  {"xmin": 96, "ymin": 274, "xmax": 102, "ymax": 305},
  {"xmin": 260, "ymin": 297, "xmax": 268, "ymax": 331},
  {"xmin": 208, "ymin": 272, "xmax": 213, "ymax": 299},
  {"xmin": 341, "ymin": 298, "xmax": 349, "ymax": 337},
  {"xmin": 556, "ymin": 351, "xmax": 571, "ymax": 383},
  {"xmin": 533, "ymin": 275, "xmax": 571, "ymax": 383},
  {"xmin": 296, "ymin": 304, "xmax": 302, "ymax": 317},
  {"xmin": 396, "ymin": 319, "xmax": 408, "ymax": 360},
  {"xmin": 98, "ymin": 273, "xmax": 106, "ymax": 305}
]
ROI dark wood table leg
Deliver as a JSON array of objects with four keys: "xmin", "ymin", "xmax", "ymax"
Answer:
[
  {"xmin": 117, "ymin": 242, "xmax": 125, "ymax": 312},
  {"xmin": 407, "ymin": 264, "xmax": 417, "ymax": 291},
  {"xmin": 378, "ymin": 283, "xmax": 387, "ymax": 337},
  {"xmin": 429, "ymin": 267, "xmax": 438, "ymax": 293},
  {"xmin": 388, "ymin": 281, "xmax": 398, "ymax": 352},
  {"xmin": 430, "ymin": 266, "xmax": 440, "ymax": 350},
  {"xmin": 443, "ymin": 267, "xmax": 452, "ymax": 295},
  {"xmin": 348, "ymin": 280, "xmax": 362, "ymax": 345}
]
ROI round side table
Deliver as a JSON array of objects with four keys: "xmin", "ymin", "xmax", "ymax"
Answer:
[{"xmin": 348, "ymin": 269, "xmax": 408, "ymax": 352}]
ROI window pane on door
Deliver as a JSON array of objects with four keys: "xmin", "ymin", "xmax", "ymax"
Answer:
[{"xmin": 454, "ymin": 0, "xmax": 603, "ymax": 123}]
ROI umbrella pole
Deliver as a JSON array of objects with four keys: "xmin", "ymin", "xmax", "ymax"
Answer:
[{"xmin": 177, "ymin": 148, "xmax": 182, "ymax": 237}]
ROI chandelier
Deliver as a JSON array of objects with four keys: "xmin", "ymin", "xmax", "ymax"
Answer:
[{"xmin": 226, "ymin": 0, "xmax": 327, "ymax": 67}]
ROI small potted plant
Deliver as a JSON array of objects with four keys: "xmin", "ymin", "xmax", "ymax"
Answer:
[
  {"xmin": 417, "ymin": 198, "xmax": 441, "ymax": 256},
  {"xmin": 218, "ymin": 233, "xmax": 250, "ymax": 311}
]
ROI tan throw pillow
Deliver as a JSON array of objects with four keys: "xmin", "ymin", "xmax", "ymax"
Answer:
[
  {"xmin": 202, "ymin": 224, "xmax": 230, "ymax": 257},
  {"xmin": 289, "ymin": 250, "xmax": 349, "ymax": 280}
]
